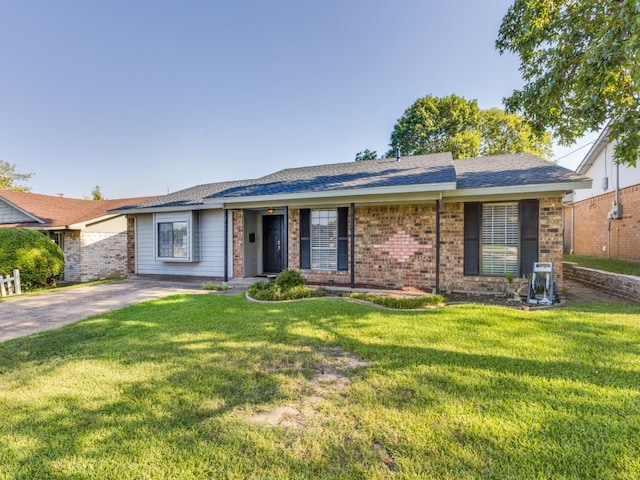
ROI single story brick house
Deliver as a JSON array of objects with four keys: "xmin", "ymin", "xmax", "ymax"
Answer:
[
  {"xmin": 0, "ymin": 190, "xmax": 153, "ymax": 282},
  {"xmin": 563, "ymin": 125, "xmax": 640, "ymax": 261},
  {"xmin": 112, "ymin": 152, "xmax": 591, "ymax": 293}
]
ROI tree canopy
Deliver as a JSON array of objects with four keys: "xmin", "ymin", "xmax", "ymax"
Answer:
[
  {"xmin": 354, "ymin": 149, "xmax": 378, "ymax": 161},
  {"xmin": 386, "ymin": 94, "xmax": 551, "ymax": 160},
  {"xmin": 90, "ymin": 185, "xmax": 104, "ymax": 200},
  {"xmin": 0, "ymin": 160, "xmax": 33, "ymax": 192},
  {"xmin": 480, "ymin": 108, "xmax": 552, "ymax": 159},
  {"xmin": 496, "ymin": 0, "xmax": 640, "ymax": 167}
]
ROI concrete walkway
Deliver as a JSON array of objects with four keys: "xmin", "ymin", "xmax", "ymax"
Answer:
[{"xmin": 0, "ymin": 276, "xmax": 255, "ymax": 343}]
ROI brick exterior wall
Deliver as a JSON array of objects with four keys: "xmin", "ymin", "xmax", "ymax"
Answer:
[
  {"xmin": 63, "ymin": 231, "xmax": 81, "ymax": 282},
  {"xmin": 282, "ymin": 198, "xmax": 565, "ymax": 294},
  {"xmin": 538, "ymin": 198, "xmax": 564, "ymax": 286},
  {"xmin": 127, "ymin": 217, "xmax": 136, "ymax": 274},
  {"xmin": 566, "ymin": 184, "xmax": 640, "ymax": 261},
  {"xmin": 63, "ymin": 229, "xmax": 129, "ymax": 283},
  {"xmin": 79, "ymin": 231, "xmax": 128, "ymax": 282},
  {"xmin": 233, "ymin": 210, "xmax": 244, "ymax": 278},
  {"xmin": 354, "ymin": 204, "xmax": 436, "ymax": 290}
]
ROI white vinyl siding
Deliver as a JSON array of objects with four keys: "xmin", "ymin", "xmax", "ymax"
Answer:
[
  {"xmin": 135, "ymin": 210, "xmax": 229, "ymax": 277},
  {"xmin": 573, "ymin": 140, "xmax": 640, "ymax": 202},
  {"xmin": 311, "ymin": 209, "xmax": 337, "ymax": 270},
  {"xmin": 481, "ymin": 203, "xmax": 519, "ymax": 276}
]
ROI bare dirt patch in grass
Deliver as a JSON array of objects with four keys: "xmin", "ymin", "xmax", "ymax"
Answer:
[{"xmin": 244, "ymin": 347, "xmax": 368, "ymax": 429}]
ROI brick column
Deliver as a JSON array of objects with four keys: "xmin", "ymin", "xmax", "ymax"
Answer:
[{"xmin": 232, "ymin": 210, "xmax": 244, "ymax": 278}]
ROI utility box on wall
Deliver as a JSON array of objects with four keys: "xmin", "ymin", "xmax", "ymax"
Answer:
[{"xmin": 608, "ymin": 203, "xmax": 623, "ymax": 219}]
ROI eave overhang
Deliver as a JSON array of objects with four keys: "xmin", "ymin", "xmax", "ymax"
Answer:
[
  {"xmin": 443, "ymin": 180, "xmax": 592, "ymax": 202},
  {"xmin": 207, "ymin": 181, "xmax": 457, "ymax": 209}
]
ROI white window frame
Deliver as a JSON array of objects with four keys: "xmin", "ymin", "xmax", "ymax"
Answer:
[
  {"xmin": 481, "ymin": 202, "xmax": 519, "ymax": 276},
  {"xmin": 154, "ymin": 212, "xmax": 199, "ymax": 263},
  {"xmin": 311, "ymin": 209, "xmax": 337, "ymax": 271},
  {"xmin": 157, "ymin": 221, "xmax": 188, "ymax": 259}
]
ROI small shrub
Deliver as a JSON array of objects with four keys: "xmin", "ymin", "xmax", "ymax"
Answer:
[
  {"xmin": 0, "ymin": 228, "xmax": 64, "ymax": 291},
  {"xmin": 280, "ymin": 285, "xmax": 312, "ymax": 300},
  {"xmin": 247, "ymin": 277, "xmax": 326, "ymax": 301},
  {"xmin": 314, "ymin": 286, "xmax": 328, "ymax": 297},
  {"xmin": 248, "ymin": 281, "xmax": 280, "ymax": 301},
  {"xmin": 202, "ymin": 281, "xmax": 228, "ymax": 291},
  {"xmin": 349, "ymin": 292, "xmax": 444, "ymax": 309},
  {"xmin": 275, "ymin": 269, "xmax": 305, "ymax": 290}
]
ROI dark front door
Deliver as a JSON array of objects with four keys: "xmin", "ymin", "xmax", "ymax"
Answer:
[{"xmin": 263, "ymin": 215, "xmax": 284, "ymax": 273}]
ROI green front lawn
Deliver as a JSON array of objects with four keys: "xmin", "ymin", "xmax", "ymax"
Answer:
[
  {"xmin": 1, "ymin": 295, "xmax": 639, "ymax": 479},
  {"xmin": 565, "ymin": 254, "xmax": 640, "ymax": 276}
]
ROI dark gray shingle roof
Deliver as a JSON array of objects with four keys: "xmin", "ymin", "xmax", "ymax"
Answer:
[
  {"xmin": 454, "ymin": 153, "xmax": 588, "ymax": 189},
  {"xmin": 208, "ymin": 153, "xmax": 456, "ymax": 198},
  {"xmin": 113, "ymin": 152, "xmax": 590, "ymax": 212},
  {"xmin": 113, "ymin": 180, "xmax": 256, "ymax": 210}
]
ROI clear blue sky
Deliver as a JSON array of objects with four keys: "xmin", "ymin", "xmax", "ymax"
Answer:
[{"xmin": 0, "ymin": 0, "xmax": 597, "ymax": 199}]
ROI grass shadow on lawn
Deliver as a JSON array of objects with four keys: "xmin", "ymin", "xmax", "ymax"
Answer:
[{"xmin": 1, "ymin": 294, "xmax": 639, "ymax": 479}]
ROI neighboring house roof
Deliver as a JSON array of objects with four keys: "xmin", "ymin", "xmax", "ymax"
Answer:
[
  {"xmin": 111, "ymin": 152, "xmax": 592, "ymax": 213},
  {"xmin": 575, "ymin": 124, "xmax": 611, "ymax": 175},
  {"xmin": 0, "ymin": 190, "xmax": 154, "ymax": 229}
]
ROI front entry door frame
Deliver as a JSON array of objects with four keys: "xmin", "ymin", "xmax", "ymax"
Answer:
[{"xmin": 263, "ymin": 214, "xmax": 284, "ymax": 273}]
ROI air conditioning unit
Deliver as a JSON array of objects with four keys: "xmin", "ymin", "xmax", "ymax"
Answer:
[{"xmin": 608, "ymin": 204, "xmax": 623, "ymax": 219}]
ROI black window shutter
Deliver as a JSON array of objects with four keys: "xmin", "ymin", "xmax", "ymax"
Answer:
[
  {"xmin": 300, "ymin": 209, "xmax": 311, "ymax": 269},
  {"xmin": 337, "ymin": 207, "xmax": 348, "ymax": 271},
  {"xmin": 519, "ymin": 199, "xmax": 539, "ymax": 276},
  {"xmin": 464, "ymin": 203, "xmax": 481, "ymax": 276}
]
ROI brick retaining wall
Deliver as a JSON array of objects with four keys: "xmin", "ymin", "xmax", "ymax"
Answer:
[{"xmin": 563, "ymin": 261, "xmax": 640, "ymax": 303}]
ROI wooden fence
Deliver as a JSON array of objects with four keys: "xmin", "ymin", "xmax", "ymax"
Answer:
[{"xmin": 1, "ymin": 269, "xmax": 21, "ymax": 297}]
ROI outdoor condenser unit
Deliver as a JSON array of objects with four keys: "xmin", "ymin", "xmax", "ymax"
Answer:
[{"xmin": 527, "ymin": 262, "xmax": 558, "ymax": 305}]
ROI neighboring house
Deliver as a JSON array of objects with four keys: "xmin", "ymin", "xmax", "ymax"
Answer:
[
  {"xmin": 563, "ymin": 126, "xmax": 640, "ymax": 261},
  {"xmin": 113, "ymin": 153, "xmax": 590, "ymax": 293},
  {"xmin": 0, "ymin": 191, "xmax": 153, "ymax": 282}
]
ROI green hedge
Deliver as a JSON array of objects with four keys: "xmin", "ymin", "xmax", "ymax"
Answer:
[{"xmin": 0, "ymin": 228, "xmax": 65, "ymax": 290}]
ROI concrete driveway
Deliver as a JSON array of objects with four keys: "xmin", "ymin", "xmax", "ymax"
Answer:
[{"xmin": 0, "ymin": 276, "xmax": 251, "ymax": 343}]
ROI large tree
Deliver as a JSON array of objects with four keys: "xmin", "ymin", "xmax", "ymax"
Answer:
[
  {"xmin": 480, "ymin": 108, "xmax": 552, "ymax": 159},
  {"xmin": 387, "ymin": 94, "xmax": 481, "ymax": 159},
  {"xmin": 386, "ymin": 94, "xmax": 551, "ymax": 159},
  {"xmin": 496, "ymin": 0, "xmax": 640, "ymax": 167},
  {"xmin": 0, "ymin": 160, "xmax": 33, "ymax": 192}
]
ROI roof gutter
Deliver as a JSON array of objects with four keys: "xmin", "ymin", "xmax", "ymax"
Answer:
[
  {"xmin": 444, "ymin": 180, "xmax": 592, "ymax": 201},
  {"xmin": 203, "ymin": 181, "xmax": 458, "ymax": 207},
  {"xmin": 108, "ymin": 204, "xmax": 209, "ymax": 215}
]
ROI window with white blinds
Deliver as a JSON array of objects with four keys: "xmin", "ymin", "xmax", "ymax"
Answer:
[
  {"xmin": 481, "ymin": 203, "xmax": 519, "ymax": 275},
  {"xmin": 311, "ymin": 209, "xmax": 337, "ymax": 270}
]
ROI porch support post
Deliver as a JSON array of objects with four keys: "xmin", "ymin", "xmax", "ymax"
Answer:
[
  {"xmin": 435, "ymin": 199, "xmax": 441, "ymax": 294},
  {"xmin": 350, "ymin": 202, "xmax": 355, "ymax": 289},
  {"xmin": 224, "ymin": 208, "xmax": 229, "ymax": 283},
  {"xmin": 283, "ymin": 206, "xmax": 289, "ymax": 270}
]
